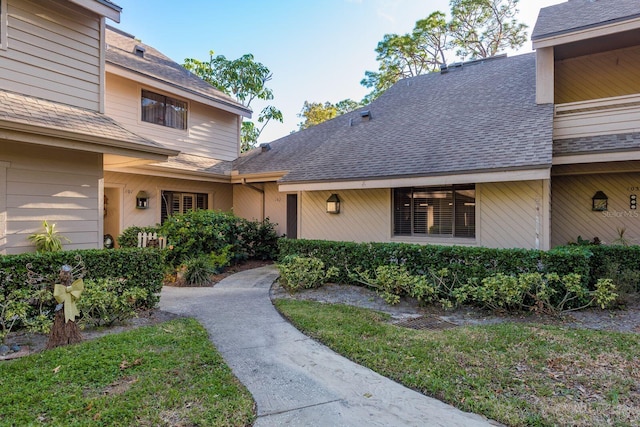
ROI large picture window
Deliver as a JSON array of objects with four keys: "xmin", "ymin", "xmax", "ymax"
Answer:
[
  {"xmin": 393, "ymin": 185, "xmax": 475, "ymax": 238},
  {"xmin": 161, "ymin": 191, "xmax": 207, "ymax": 223},
  {"xmin": 141, "ymin": 90, "xmax": 187, "ymax": 129}
]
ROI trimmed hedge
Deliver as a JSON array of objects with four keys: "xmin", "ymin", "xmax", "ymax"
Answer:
[
  {"xmin": 0, "ymin": 248, "xmax": 164, "ymax": 311},
  {"xmin": 278, "ymin": 239, "xmax": 593, "ymax": 286},
  {"xmin": 588, "ymin": 245, "xmax": 640, "ymax": 285}
]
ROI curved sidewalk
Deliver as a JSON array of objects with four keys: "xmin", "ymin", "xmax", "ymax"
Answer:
[{"xmin": 159, "ymin": 265, "xmax": 500, "ymax": 427}]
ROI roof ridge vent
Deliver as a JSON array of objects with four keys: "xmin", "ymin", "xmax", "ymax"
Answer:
[
  {"xmin": 441, "ymin": 53, "xmax": 507, "ymax": 74},
  {"xmin": 260, "ymin": 143, "xmax": 271, "ymax": 153},
  {"xmin": 134, "ymin": 45, "xmax": 146, "ymax": 58}
]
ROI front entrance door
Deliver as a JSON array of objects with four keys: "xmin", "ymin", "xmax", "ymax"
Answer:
[{"xmin": 286, "ymin": 194, "xmax": 297, "ymax": 239}]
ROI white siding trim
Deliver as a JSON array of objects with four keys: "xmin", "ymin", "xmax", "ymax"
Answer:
[
  {"xmin": 99, "ymin": 16, "xmax": 105, "ymax": 113},
  {"xmin": 553, "ymin": 151, "xmax": 640, "ymax": 165},
  {"xmin": 279, "ymin": 168, "xmax": 551, "ymax": 192}
]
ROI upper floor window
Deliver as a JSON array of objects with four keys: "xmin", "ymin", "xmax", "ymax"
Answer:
[
  {"xmin": 0, "ymin": 0, "xmax": 7, "ymax": 50},
  {"xmin": 393, "ymin": 185, "xmax": 476, "ymax": 238},
  {"xmin": 141, "ymin": 89, "xmax": 187, "ymax": 130}
]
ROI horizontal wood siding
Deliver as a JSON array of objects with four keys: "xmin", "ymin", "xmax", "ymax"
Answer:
[
  {"xmin": 478, "ymin": 181, "xmax": 548, "ymax": 249},
  {"xmin": 105, "ymin": 74, "xmax": 239, "ymax": 161},
  {"xmin": 554, "ymin": 94, "xmax": 640, "ymax": 139},
  {"xmin": 104, "ymin": 171, "xmax": 233, "ymax": 234},
  {"xmin": 555, "ymin": 45, "xmax": 640, "ymax": 104},
  {"xmin": 1, "ymin": 142, "xmax": 102, "ymax": 254},
  {"xmin": 0, "ymin": 0, "xmax": 100, "ymax": 110},
  {"xmin": 551, "ymin": 172, "xmax": 640, "ymax": 247},
  {"xmin": 300, "ymin": 189, "xmax": 390, "ymax": 243}
]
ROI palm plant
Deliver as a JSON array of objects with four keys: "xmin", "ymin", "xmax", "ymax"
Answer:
[{"xmin": 28, "ymin": 220, "xmax": 70, "ymax": 252}]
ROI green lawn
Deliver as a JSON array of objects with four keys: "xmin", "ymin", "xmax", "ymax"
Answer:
[
  {"xmin": 0, "ymin": 318, "xmax": 254, "ymax": 426},
  {"xmin": 275, "ymin": 299, "xmax": 640, "ymax": 427}
]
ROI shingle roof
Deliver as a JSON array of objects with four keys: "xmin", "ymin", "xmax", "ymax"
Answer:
[
  {"xmin": 0, "ymin": 89, "xmax": 172, "ymax": 153},
  {"xmin": 553, "ymin": 132, "xmax": 640, "ymax": 156},
  {"xmin": 532, "ymin": 0, "xmax": 640, "ymax": 41},
  {"xmin": 234, "ymin": 53, "xmax": 553, "ymax": 184},
  {"xmin": 105, "ymin": 27, "xmax": 251, "ymax": 116},
  {"xmin": 150, "ymin": 153, "xmax": 232, "ymax": 176}
]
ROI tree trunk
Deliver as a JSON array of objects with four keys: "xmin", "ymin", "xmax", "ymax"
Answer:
[{"xmin": 46, "ymin": 309, "xmax": 82, "ymax": 349}]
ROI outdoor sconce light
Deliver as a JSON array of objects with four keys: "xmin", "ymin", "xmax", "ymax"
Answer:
[
  {"xmin": 326, "ymin": 194, "xmax": 340, "ymax": 214},
  {"xmin": 592, "ymin": 191, "xmax": 608, "ymax": 212},
  {"xmin": 136, "ymin": 191, "xmax": 149, "ymax": 209}
]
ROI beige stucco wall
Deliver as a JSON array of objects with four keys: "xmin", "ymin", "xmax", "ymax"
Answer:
[
  {"xmin": 552, "ymin": 172, "xmax": 640, "ymax": 247},
  {"xmin": 105, "ymin": 74, "xmax": 240, "ymax": 161},
  {"xmin": 0, "ymin": 0, "xmax": 101, "ymax": 111},
  {"xmin": 0, "ymin": 142, "xmax": 103, "ymax": 254},
  {"xmin": 555, "ymin": 44, "xmax": 640, "ymax": 104},
  {"xmin": 104, "ymin": 171, "xmax": 232, "ymax": 236}
]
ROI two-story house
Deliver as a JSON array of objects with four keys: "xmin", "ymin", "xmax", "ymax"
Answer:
[
  {"xmin": 0, "ymin": 0, "xmax": 249, "ymax": 254},
  {"xmin": 231, "ymin": 0, "xmax": 640, "ymax": 249}
]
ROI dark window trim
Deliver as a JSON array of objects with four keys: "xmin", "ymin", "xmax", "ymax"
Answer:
[
  {"xmin": 141, "ymin": 89, "xmax": 187, "ymax": 130},
  {"xmin": 393, "ymin": 185, "xmax": 476, "ymax": 238}
]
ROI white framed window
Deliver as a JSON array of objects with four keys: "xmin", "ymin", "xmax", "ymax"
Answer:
[
  {"xmin": 161, "ymin": 191, "xmax": 208, "ymax": 223},
  {"xmin": 0, "ymin": 0, "xmax": 7, "ymax": 51},
  {"xmin": 141, "ymin": 89, "xmax": 187, "ymax": 130},
  {"xmin": 393, "ymin": 185, "xmax": 476, "ymax": 238}
]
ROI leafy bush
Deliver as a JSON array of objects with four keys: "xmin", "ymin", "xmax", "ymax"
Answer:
[
  {"xmin": 456, "ymin": 272, "xmax": 617, "ymax": 314},
  {"xmin": 117, "ymin": 225, "xmax": 160, "ymax": 248},
  {"xmin": 349, "ymin": 264, "xmax": 435, "ymax": 305},
  {"xmin": 132, "ymin": 210, "xmax": 279, "ymax": 266},
  {"xmin": 181, "ymin": 256, "xmax": 217, "ymax": 286},
  {"xmin": 78, "ymin": 278, "xmax": 148, "ymax": 327},
  {"xmin": 278, "ymin": 239, "xmax": 592, "ymax": 287},
  {"xmin": 277, "ymin": 256, "xmax": 338, "ymax": 292},
  {"xmin": 28, "ymin": 220, "xmax": 70, "ymax": 252},
  {"xmin": 0, "ymin": 248, "xmax": 163, "ymax": 335}
]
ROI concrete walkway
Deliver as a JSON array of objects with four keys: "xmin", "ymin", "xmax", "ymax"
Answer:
[{"xmin": 159, "ymin": 265, "xmax": 499, "ymax": 426}]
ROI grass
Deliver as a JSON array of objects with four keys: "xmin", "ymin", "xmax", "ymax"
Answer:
[
  {"xmin": 274, "ymin": 299, "xmax": 640, "ymax": 427},
  {"xmin": 0, "ymin": 318, "xmax": 254, "ymax": 426}
]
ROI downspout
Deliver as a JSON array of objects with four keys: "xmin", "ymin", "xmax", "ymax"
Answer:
[{"xmin": 242, "ymin": 178, "xmax": 265, "ymax": 221}]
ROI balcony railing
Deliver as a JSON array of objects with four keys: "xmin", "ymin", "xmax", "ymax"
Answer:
[{"xmin": 554, "ymin": 93, "xmax": 640, "ymax": 140}]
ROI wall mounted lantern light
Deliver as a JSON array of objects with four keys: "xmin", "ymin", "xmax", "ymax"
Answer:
[
  {"xmin": 591, "ymin": 191, "xmax": 608, "ymax": 212},
  {"xmin": 136, "ymin": 191, "xmax": 149, "ymax": 209},
  {"xmin": 326, "ymin": 194, "xmax": 340, "ymax": 214}
]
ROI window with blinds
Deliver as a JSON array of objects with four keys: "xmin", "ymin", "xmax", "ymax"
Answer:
[
  {"xmin": 141, "ymin": 90, "xmax": 187, "ymax": 130},
  {"xmin": 393, "ymin": 186, "xmax": 475, "ymax": 238},
  {"xmin": 161, "ymin": 191, "xmax": 208, "ymax": 223}
]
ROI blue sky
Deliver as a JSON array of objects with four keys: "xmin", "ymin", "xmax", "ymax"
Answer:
[{"xmin": 111, "ymin": 0, "xmax": 563, "ymax": 143}]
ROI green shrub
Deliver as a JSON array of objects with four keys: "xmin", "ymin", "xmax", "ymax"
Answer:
[
  {"xmin": 0, "ymin": 248, "xmax": 163, "ymax": 335},
  {"xmin": 77, "ymin": 278, "xmax": 148, "ymax": 327},
  {"xmin": 28, "ymin": 220, "xmax": 70, "ymax": 252},
  {"xmin": 349, "ymin": 264, "xmax": 435, "ymax": 305},
  {"xmin": 456, "ymin": 272, "xmax": 618, "ymax": 314},
  {"xmin": 117, "ymin": 225, "xmax": 160, "ymax": 248},
  {"xmin": 182, "ymin": 256, "xmax": 217, "ymax": 286},
  {"xmin": 154, "ymin": 210, "xmax": 279, "ymax": 266},
  {"xmin": 277, "ymin": 255, "xmax": 338, "ymax": 292}
]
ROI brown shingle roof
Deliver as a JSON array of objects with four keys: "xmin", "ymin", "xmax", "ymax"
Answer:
[
  {"xmin": 106, "ymin": 27, "xmax": 251, "ymax": 117},
  {"xmin": 235, "ymin": 53, "xmax": 553, "ymax": 184},
  {"xmin": 0, "ymin": 89, "xmax": 173, "ymax": 154},
  {"xmin": 532, "ymin": 0, "xmax": 640, "ymax": 41}
]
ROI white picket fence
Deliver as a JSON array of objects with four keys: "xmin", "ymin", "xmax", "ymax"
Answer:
[{"xmin": 137, "ymin": 232, "xmax": 166, "ymax": 249}]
